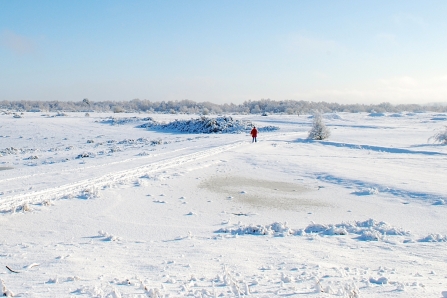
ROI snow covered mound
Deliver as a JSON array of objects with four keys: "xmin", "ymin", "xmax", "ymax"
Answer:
[
  {"xmin": 139, "ymin": 116, "xmax": 279, "ymax": 134},
  {"xmin": 217, "ymin": 218, "xmax": 411, "ymax": 241},
  {"xmin": 323, "ymin": 113, "xmax": 343, "ymax": 120},
  {"xmin": 368, "ymin": 112, "xmax": 386, "ymax": 117},
  {"xmin": 418, "ymin": 234, "xmax": 447, "ymax": 242},
  {"xmin": 389, "ymin": 113, "xmax": 404, "ymax": 117},
  {"xmin": 98, "ymin": 116, "xmax": 155, "ymax": 125},
  {"xmin": 217, "ymin": 222, "xmax": 293, "ymax": 236}
]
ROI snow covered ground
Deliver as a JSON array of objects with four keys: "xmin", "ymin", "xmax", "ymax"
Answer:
[{"xmin": 0, "ymin": 111, "xmax": 447, "ymax": 297}]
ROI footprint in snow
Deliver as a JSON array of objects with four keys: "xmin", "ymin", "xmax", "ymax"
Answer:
[{"xmin": 153, "ymin": 200, "xmax": 166, "ymax": 204}]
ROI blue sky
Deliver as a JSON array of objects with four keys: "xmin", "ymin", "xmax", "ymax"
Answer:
[{"xmin": 1, "ymin": 1, "xmax": 446, "ymax": 104}]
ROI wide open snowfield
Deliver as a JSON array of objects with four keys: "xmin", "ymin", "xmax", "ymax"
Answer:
[{"xmin": 0, "ymin": 111, "xmax": 447, "ymax": 297}]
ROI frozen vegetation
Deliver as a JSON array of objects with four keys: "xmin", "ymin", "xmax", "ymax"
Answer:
[
  {"xmin": 307, "ymin": 112, "xmax": 331, "ymax": 140},
  {"xmin": 0, "ymin": 111, "xmax": 447, "ymax": 297},
  {"xmin": 3, "ymin": 98, "xmax": 447, "ymax": 115}
]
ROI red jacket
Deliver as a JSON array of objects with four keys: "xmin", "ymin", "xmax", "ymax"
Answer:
[{"xmin": 250, "ymin": 128, "xmax": 258, "ymax": 137}]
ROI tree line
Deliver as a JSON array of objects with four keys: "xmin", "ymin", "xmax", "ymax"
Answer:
[{"xmin": 1, "ymin": 98, "xmax": 446, "ymax": 114}]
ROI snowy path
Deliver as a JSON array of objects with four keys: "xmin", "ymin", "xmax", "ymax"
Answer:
[{"xmin": 0, "ymin": 141, "xmax": 244, "ymax": 212}]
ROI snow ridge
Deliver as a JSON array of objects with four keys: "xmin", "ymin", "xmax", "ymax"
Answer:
[{"xmin": 215, "ymin": 219, "xmax": 447, "ymax": 242}]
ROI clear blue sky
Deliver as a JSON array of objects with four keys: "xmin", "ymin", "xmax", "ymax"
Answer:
[{"xmin": 1, "ymin": 1, "xmax": 446, "ymax": 104}]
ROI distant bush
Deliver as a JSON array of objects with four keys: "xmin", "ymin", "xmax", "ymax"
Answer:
[{"xmin": 113, "ymin": 106, "xmax": 125, "ymax": 113}]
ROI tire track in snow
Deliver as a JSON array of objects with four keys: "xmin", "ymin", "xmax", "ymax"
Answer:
[
  {"xmin": 0, "ymin": 145, "xmax": 195, "ymax": 184},
  {"xmin": 0, "ymin": 141, "xmax": 244, "ymax": 212}
]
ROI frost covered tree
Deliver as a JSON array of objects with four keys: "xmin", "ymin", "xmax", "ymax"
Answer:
[
  {"xmin": 429, "ymin": 126, "xmax": 447, "ymax": 144},
  {"xmin": 308, "ymin": 112, "xmax": 330, "ymax": 140}
]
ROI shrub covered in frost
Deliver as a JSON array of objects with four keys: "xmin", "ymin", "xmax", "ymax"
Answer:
[
  {"xmin": 156, "ymin": 116, "xmax": 252, "ymax": 133},
  {"xmin": 258, "ymin": 125, "xmax": 279, "ymax": 132},
  {"xmin": 308, "ymin": 112, "xmax": 330, "ymax": 140},
  {"xmin": 429, "ymin": 126, "xmax": 447, "ymax": 144},
  {"xmin": 99, "ymin": 116, "xmax": 154, "ymax": 126}
]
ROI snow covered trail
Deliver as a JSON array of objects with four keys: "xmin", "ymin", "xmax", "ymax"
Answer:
[{"xmin": 0, "ymin": 141, "xmax": 244, "ymax": 212}]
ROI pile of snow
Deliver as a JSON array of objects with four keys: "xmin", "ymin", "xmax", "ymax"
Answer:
[
  {"xmin": 305, "ymin": 218, "xmax": 411, "ymax": 241},
  {"xmin": 323, "ymin": 113, "xmax": 343, "ymax": 120},
  {"xmin": 217, "ymin": 221, "xmax": 293, "ymax": 236},
  {"xmin": 389, "ymin": 113, "xmax": 404, "ymax": 117},
  {"xmin": 418, "ymin": 234, "xmax": 447, "ymax": 242},
  {"xmin": 98, "ymin": 116, "xmax": 155, "ymax": 125},
  {"xmin": 217, "ymin": 219, "xmax": 411, "ymax": 241},
  {"xmin": 368, "ymin": 112, "xmax": 386, "ymax": 117}
]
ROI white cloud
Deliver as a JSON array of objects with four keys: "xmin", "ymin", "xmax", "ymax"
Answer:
[
  {"xmin": 375, "ymin": 33, "xmax": 398, "ymax": 45},
  {"xmin": 285, "ymin": 33, "xmax": 340, "ymax": 55},
  {"xmin": 393, "ymin": 13, "xmax": 427, "ymax": 27},
  {"xmin": 0, "ymin": 30, "xmax": 36, "ymax": 55}
]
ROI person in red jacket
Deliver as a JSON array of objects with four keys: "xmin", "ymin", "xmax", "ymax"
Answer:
[{"xmin": 250, "ymin": 126, "xmax": 258, "ymax": 143}]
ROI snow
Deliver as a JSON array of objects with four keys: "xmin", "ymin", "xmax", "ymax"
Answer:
[
  {"xmin": 136, "ymin": 115, "xmax": 279, "ymax": 134},
  {"xmin": 0, "ymin": 111, "xmax": 447, "ymax": 297}
]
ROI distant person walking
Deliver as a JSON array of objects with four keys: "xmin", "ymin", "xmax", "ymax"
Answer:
[{"xmin": 250, "ymin": 126, "xmax": 258, "ymax": 143}]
